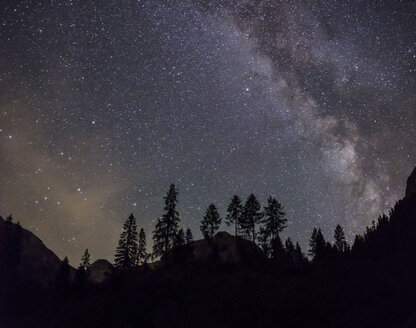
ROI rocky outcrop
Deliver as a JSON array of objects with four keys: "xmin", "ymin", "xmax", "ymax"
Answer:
[
  {"xmin": 87, "ymin": 259, "xmax": 113, "ymax": 284},
  {"xmin": 190, "ymin": 231, "xmax": 264, "ymax": 264}
]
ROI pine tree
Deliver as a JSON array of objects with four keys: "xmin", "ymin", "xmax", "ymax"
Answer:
[
  {"xmin": 285, "ymin": 237, "xmax": 295, "ymax": 260},
  {"xmin": 80, "ymin": 249, "xmax": 91, "ymax": 270},
  {"xmin": 240, "ymin": 194, "xmax": 263, "ymax": 243},
  {"xmin": 174, "ymin": 228, "xmax": 185, "ymax": 247},
  {"xmin": 270, "ymin": 234, "xmax": 285, "ymax": 261},
  {"xmin": 152, "ymin": 184, "xmax": 180, "ymax": 258},
  {"xmin": 308, "ymin": 227, "xmax": 326, "ymax": 262},
  {"xmin": 137, "ymin": 228, "xmax": 148, "ymax": 265},
  {"xmin": 334, "ymin": 224, "xmax": 347, "ymax": 252},
  {"xmin": 75, "ymin": 249, "xmax": 90, "ymax": 292},
  {"xmin": 184, "ymin": 228, "xmax": 194, "ymax": 261},
  {"xmin": 225, "ymin": 195, "xmax": 243, "ymax": 237},
  {"xmin": 185, "ymin": 228, "xmax": 193, "ymax": 244},
  {"xmin": 258, "ymin": 197, "xmax": 286, "ymax": 252},
  {"xmin": 114, "ymin": 214, "xmax": 138, "ymax": 269},
  {"xmin": 257, "ymin": 226, "xmax": 271, "ymax": 256},
  {"xmin": 262, "ymin": 197, "xmax": 287, "ymax": 238},
  {"xmin": 294, "ymin": 242, "xmax": 306, "ymax": 264},
  {"xmin": 200, "ymin": 203, "xmax": 222, "ymax": 239}
]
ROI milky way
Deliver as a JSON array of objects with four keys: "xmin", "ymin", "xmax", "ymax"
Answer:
[{"xmin": 1, "ymin": 0, "xmax": 415, "ymax": 263}]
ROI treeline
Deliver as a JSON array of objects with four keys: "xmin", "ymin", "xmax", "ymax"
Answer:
[
  {"xmin": 99, "ymin": 184, "xmax": 353, "ymax": 270},
  {"xmin": 3, "ymin": 182, "xmax": 407, "ymax": 285}
]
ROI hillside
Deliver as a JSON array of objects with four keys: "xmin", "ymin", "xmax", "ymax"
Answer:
[{"xmin": 0, "ymin": 217, "xmax": 75, "ymax": 287}]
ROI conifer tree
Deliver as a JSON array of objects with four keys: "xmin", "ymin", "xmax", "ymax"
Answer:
[
  {"xmin": 137, "ymin": 228, "xmax": 148, "ymax": 265},
  {"xmin": 262, "ymin": 197, "xmax": 287, "ymax": 238},
  {"xmin": 200, "ymin": 204, "xmax": 221, "ymax": 239},
  {"xmin": 185, "ymin": 227, "xmax": 193, "ymax": 244},
  {"xmin": 114, "ymin": 214, "xmax": 138, "ymax": 268},
  {"xmin": 75, "ymin": 249, "xmax": 90, "ymax": 291},
  {"xmin": 174, "ymin": 228, "xmax": 185, "ymax": 247},
  {"xmin": 225, "ymin": 195, "xmax": 243, "ymax": 237},
  {"xmin": 80, "ymin": 249, "xmax": 91, "ymax": 270},
  {"xmin": 308, "ymin": 227, "xmax": 326, "ymax": 261},
  {"xmin": 270, "ymin": 234, "xmax": 285, "ymax": 261},
  {"xmin": 240, "ymin": 194, "xmax": 263, "ymax": 243},
  {"xmin": 259, "ymin": 197, "xmax": 286, "ymax": 252},
  {"xmin": 257, "ymin": 226, "xmax": 271, "ymax": 256},
  {"xmin": 184, "ymin": 228, "xmax": 194, "ymax": 260},
  {"xmin": 152, "ymin": 184, "xmax": 180, "ymax": 257},
  {"xmin": 334, "ymin": 224, "xmax": 347, "ymax": 252},
  {"xmin": 294, "ymin": 242, "xmax": 306, "ymax": 264},
  {"xmin": 285, "ymin": 237, "xmax": 295, "ymax": 260}
]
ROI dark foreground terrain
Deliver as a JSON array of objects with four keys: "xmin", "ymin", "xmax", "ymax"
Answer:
[{"xmin": 1, "ymin": 166, "xmax": 416, "ymax": 328}]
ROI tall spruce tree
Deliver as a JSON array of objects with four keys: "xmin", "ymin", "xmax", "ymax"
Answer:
[
  {"xmin": 174, "ymin": 228, "xmax": 186, "ymax": 247},
  {"xmin": 200, "ymin": 204, "xmax": 221, "ymax": 239},
  {"xmin": 240, "ymin": 194, "xmax": 263, "ymax": 243},
  {"xmin": 259, "ymin": 197, "xmax": 286, "ymax": 253},
  {"xmin": 114, "ymin": 214, "xmax": 138, "ymax": 268},
  {"xmin": 80, "ymin": 249, "xmax": 91, "ymax": 270},
  {"xmin": 262, "ymin": 197, "xmax": 287, "ymax": 237},
  {"xmin": 294, "ymin": 242, "xmax": 306, "ymax": 264},
  {"xmin": 74, "ymin": 249, "xmax": 90, "ymax": 291},
  {"xmin": 285, "ymin": 238, "xmax": 296, "ymax": 260},
  {"xmin": 152, "ymin": 184, "xmax": 180, "ymax": 258},
  {"xmin": 270, "ymin": 234, "xmax": 285, "ymax": 261},
  {"xmin": 334, "ymin": 224, "xmax": 347, "ymax": 252},
  {"xmin": 137, "ymin": 228, "xmax": 148, "ymax": 265},
  {"xmin": 225, "ymin": 195, "xmax": 243, "ymax": 237},
  {"xmin": 308, "ymin": 227, "xmax": 326, "ymax": 261},
  {"xmin": 185, "ymin": 228, "xmax": 193, "ymax": 244}
]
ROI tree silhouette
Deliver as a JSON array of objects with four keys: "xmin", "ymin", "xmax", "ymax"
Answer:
[
  {"xmin": 185, "ymin": 227, "xmax": 193, "ymax": 244},
  {"xmin": 270, "ymin": 234, "xmax": 285, "ymax": 261},
  {"xmin": 74, "ymin": 249, "xmax": 90, "ymax": 292},
  {"xmin": 225, "ymin": 195, "xmax": 243, "ymax": 237},
  {"xmin": 285, "ymin": 237, "xmax": 295, "ymax": 260},
  {"xmin": 334, "ymin": 225, "xmax": 348, "ymax": 253},
  {"xmin": 137, "ymin": 228, "xmax": 148, "ymax": 265},
  {"xmin": 152, "ymin": 184, "xmax": 180, "ymax": 258},
  {"xmin": 308, "ymin": 227, "xmax": 326, "ymax": 262},
  {"xmin": 259, "ymin": 197, "xmax": 286, "ymax": 254},
  {"xmin": 263, "ymin": 197, "xmax": 286, "ymax": 236},
  {"xmin": 174, "ymin": 228, "xmax": 186, "ymax": 247},
  {"xmin": 240, "ymin": 194, "xmax": 263, "ymax": 243},
  {"xmin": 200, "ymin": 204, "xmax": 221, "ymax": 239},
  {"xmin": 114, "ymin": 214, "xmax": 138, "ymax": 269},
  {"xmin": 294, "ymin": 242, "xmax": 306, "ymax": 264},
  {"xmin": 258, "ymin": 226, "xmax": 271, "ymax": 256},
  {"xmin": 184, "ymin": 227, "xmax": 194, "ymax": 261},
  {"xmin": 80, "ymin": 249, "xmax": 91, "ymax": 270}
]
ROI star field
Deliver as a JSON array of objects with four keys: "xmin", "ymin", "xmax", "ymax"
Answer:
[{"xmin": 0, "ymin": 0, "xmax": 415, "ymax": 263}]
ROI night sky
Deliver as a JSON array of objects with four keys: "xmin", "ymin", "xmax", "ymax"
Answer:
[{"xmin": 1, "ymin": 0, "xmax": 415, "ymax": 263}]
